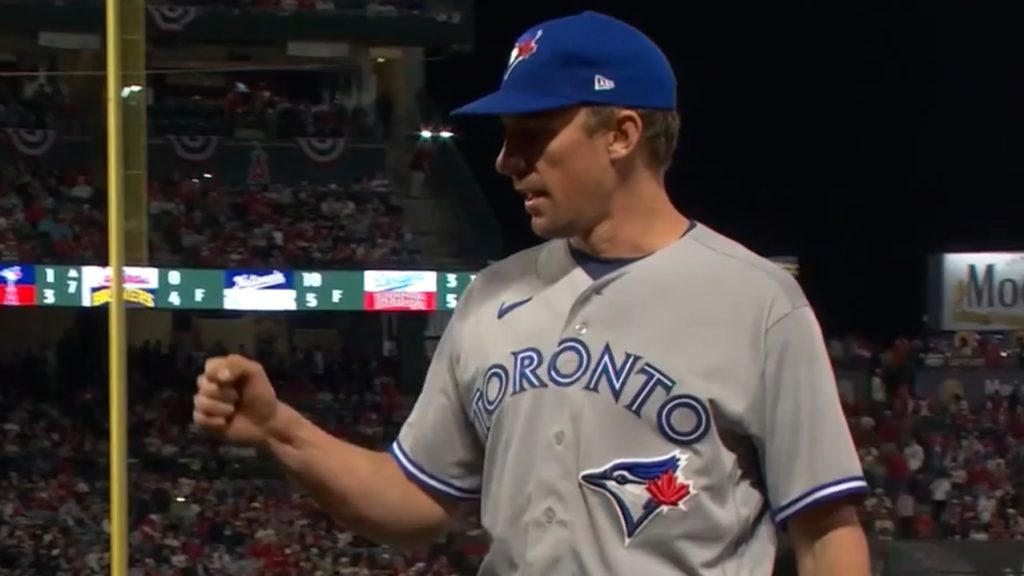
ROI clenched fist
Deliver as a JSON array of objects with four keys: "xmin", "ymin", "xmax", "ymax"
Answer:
[{"xmin": 193, "ymin": 354, "xmax": 279, "ymax": 446}]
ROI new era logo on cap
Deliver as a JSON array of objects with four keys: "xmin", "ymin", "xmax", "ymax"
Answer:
[{"xmin": 594, "ymin": 74, "xmax": 615, "ymax": 91}]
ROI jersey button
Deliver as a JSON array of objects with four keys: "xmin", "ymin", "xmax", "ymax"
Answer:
[
  {"xmin": 543, "ymin": 508, "xmax": 556, "ymax": 524},
  {"xmin": 553, "ymin": 430, "xmax": 565, "ymax": 446},
  {"xmin": 574, "ymin": 323, "xmax": 588, "ymax": 334}
]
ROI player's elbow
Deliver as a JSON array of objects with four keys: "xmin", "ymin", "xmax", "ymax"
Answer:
[
  {"xmin": 342, "ymin": 498, "xmax": 457, "ymax": 553},
  {"xmin": 267, "ymin": 421, "xmax": 462, "ymax": 552},
  {"xmin": 374, "ymin": 522, "xmax": 452, "ymax": 554},
  {"xmin": 332, "ymin": 453, "xmax": 465, "ymax": 552}
]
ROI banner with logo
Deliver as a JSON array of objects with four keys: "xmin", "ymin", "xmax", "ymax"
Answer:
[
  {"xmin": 0, "ymin": 265, "xmax": 36, "ymax": 306},
  {"xmin": 81, "ymin": 266, "xmax": 159, "ymax": 308},
  {"xmin": 915, "ymin": 367, "xmax": 1024, "ymax": 407},
  {"xmin": 223, "ymin": 269, "xmax": 297, "ymax": 311},
  {"xmin": 363, "ymin": 270, "xmax": 438, "ymax": 311},
  {"xmin": 933, "ymin": 252, "xmax": 1024, "ymax": 331}
]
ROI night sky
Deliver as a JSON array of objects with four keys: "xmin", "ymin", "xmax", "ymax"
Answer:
[{"xmin": 423, "ymin": 1, "xmax": 1024, "ymax": 341}]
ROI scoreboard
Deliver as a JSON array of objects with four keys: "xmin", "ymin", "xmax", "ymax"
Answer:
[{"xmin": 2, "ymin": 264, "xmax": 477, "ymax": 312}]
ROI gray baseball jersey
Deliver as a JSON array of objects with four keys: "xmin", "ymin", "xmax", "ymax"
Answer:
[{"xmin": 390, "ymin": 222, "xmax": 867, "ymax": 575}]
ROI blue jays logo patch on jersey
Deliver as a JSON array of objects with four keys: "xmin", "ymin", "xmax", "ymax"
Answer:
[{"xmin": 580, "ymin": 451, "xmax": 698, "ymax": 546}]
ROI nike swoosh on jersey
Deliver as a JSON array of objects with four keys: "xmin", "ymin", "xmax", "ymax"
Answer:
[{"xmin": 497, "ymin": 297, "xmax": 533, "ymax": 319}]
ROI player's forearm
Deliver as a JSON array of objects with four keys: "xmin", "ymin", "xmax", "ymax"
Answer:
[
  {"xmin": 794, "ymin": 522, "xmax": 871, "ymax": 576},
  {"xmin": 262, "ymin": 403, "xmax": 453, "ymax": 549},
  {"xmin": 790, "ymin": 502, "xmax": 871, "ymax": 576}
]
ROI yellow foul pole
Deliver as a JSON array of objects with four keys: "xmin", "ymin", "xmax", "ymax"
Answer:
[
  {"xmin": 121, "ymin": 0, "xmax": 148, "ymax": 263},
  {"xmin": 104, "ymin": 0, "xmax": 130, "ymax": 574}
]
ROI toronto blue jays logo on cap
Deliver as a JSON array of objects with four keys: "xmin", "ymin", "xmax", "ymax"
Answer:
[
  {"xmin": 504, "ymin": 29, "xmax": 543, "ymax": 81},
  {"xmin": 579, "ymin": 450, "xmax": 698, "ymax": 545}
]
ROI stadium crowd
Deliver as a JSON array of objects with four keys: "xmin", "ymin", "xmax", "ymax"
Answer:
[
  {"xmin": 0, "ymin": 161, "xmax": 420, "ymax": 269},
  {"xmin": 147, "ymin": 173, "xmax": 419, "ymax": 269},
  {"xmin": 0, "ymin": 59, "xmax": 391, "ymax": 141},
  {"xmin": 0, "ymin": 163, "xmax": 104, "ymax": 264},
  {"xmin": 841, "ymin": 337, "xmax": 1024, "ymax": 541},
  {"xmin": 148, "ymin": 79, "xmax": 389, "ymax": 140},
  {"xmin": 0, "ymin": 337, "xmax": 484, "ymax": 575},
  {"xmin": 1, "ymin": 328, "xmax": 1023, "ymax": 574},
  {"xmin": 0, "ymin": 56, "xmax": 423, "ymax": 269},
  {"xmin": 0, "ymin": 0, "xmax": 439, "ymax": 271}
]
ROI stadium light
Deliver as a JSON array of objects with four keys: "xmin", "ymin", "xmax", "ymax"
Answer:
[
  {"xmin": 119, "ymin": 84, "xmax": 143, "ymax": 98},
  {"xmin": 417, "ymin": 127, "xmax": 456, "ymax": 140}
]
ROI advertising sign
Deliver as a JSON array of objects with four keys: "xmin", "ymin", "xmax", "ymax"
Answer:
[
  {"xmin": 82, "ymin": 266, "xmax": 159, "ymax": 308},
  {"xmin": 363, "ymin": 270, "xmax": 437, "ymax": 311},
  {"xmin": 936, "ymin": 252, "xmax": 1024, "ymax": 331},
  {"xmin": 915, "ymin": 367, "xmax": 1024, "ymax": 408},
  {"xmin": 0, "ymin": 264, "xmax": 36, "ymax": 306},
  {"xmin": 223, "ymin": 269, "xmax": 297, "ymax": 311}
]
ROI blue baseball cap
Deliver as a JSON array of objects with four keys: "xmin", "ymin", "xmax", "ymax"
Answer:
[{"xmin": 451, "ymin": 11, "xmax": 676, "ymax": 116}]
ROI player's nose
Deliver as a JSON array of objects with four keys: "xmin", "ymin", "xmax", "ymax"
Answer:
[{"xmin": 495, "ymin": 142, "xmax": 527, "ymax": 179}]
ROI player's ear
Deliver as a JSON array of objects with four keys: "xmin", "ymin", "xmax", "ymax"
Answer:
[{"xmin": 606, "ymin": 108, "xmax": 642, "ymax": 162}]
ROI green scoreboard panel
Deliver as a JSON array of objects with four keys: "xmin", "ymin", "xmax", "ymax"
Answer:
[
  {"xmin": 36, "ymin": 265, "xmax": 82, "ymax": 307},
  {"xmin": 0, "ymin": 263, "xmax": 480, "ymax": 312},
  {"xmin": 156, "ymin": 268, "xmax": 224, "ymax": 309},
  {"xmin": 295, "ymin": 270, "xmax": 363, "ymax": 310},
  {"xmin": 438, "ymin": 271, "xmax": 477, "ymax": 310}
]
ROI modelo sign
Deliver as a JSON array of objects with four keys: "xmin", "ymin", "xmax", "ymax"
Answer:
[{"xmin": 937, "ymin": 252, "xmax": 1024, "ymax": 331}]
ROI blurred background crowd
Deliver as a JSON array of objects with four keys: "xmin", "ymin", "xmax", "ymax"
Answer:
[
  {"xmin": 0, "ymin": 338, "xmax": 489, "ymax": 575},
  {"xmin": 3, "ymin": 330, "xmax": 1024, "ymax": 574},
  {"xmin": 0, "ymin": 0, "xmax": 485, "ymax": 573},
  {"xmin": 0, "ymin": 68, "xmax": 418, "ymax": 269}
]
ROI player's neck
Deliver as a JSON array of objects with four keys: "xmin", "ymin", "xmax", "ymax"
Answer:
[{"xmin": 571, "ymin": 179, "xmax": 688, "ymax": 259}]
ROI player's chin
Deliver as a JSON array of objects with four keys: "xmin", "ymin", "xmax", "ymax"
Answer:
[{"xmin": 529, "ymin": 217, "xmax": 573, "ymax": 239}]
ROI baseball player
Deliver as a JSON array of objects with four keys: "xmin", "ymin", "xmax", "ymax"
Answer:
[{"xmin": 194, "ymin": 10, "xmax": 871, "ymax": 575}]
